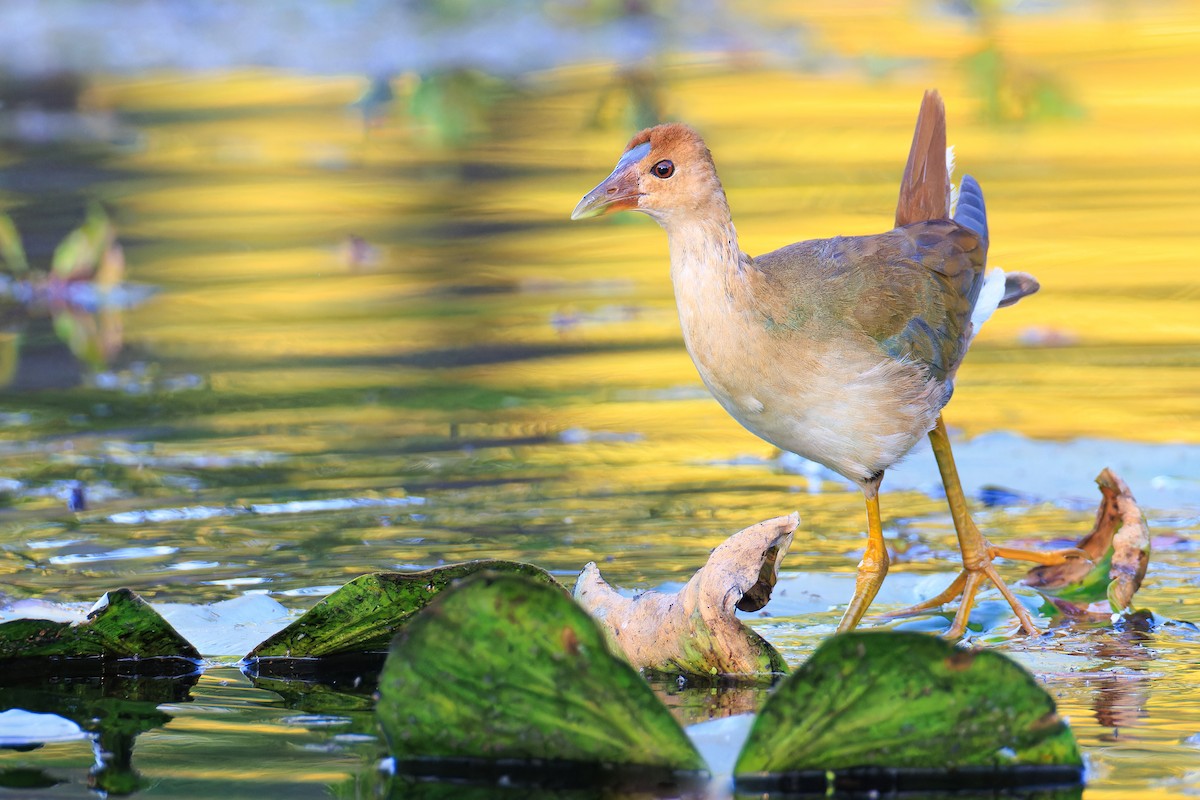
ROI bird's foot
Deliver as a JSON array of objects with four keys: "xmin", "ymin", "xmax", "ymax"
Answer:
[{"xmin": 883, "ymin": 543, "xmax": 1090, "ymax": 638}]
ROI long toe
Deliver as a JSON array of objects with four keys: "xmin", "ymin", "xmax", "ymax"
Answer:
[
  {"xmin": 881, "ymin": 551, "xmax": 1049, "ymax": 638},
  {"xmin": 990, "ymin": 544, "xmax": 1091, "ymax": 567},
  {"xmin": 982, "ymin": 562, "xmax": 1041, "ymax": 636},
  {"xmin": 882, "ymin": 571, "xmax": 967, "ymax": 619}
]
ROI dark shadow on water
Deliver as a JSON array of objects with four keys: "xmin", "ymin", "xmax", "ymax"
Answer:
[{"xmin": 0, "ymin": 672, "xmax": 199, "ymax": 796}]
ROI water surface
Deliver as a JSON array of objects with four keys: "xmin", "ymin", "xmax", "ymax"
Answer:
[{"xmin": 1, "ymin": 2, "xmax": 1199, "ymax": 797}]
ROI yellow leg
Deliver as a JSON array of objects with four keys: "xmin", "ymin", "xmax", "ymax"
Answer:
[
  {"xmin": 901, "ymin": 415, "xmax": 1088, "ymax": 637},
  {"xmin": 837, "ymin": 482, "xmax": 889, "ymax": 632}
]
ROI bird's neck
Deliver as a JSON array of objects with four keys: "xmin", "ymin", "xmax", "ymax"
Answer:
[
  {"xmin": 663, "ymin": 210, "xmax": 748, "ymax": 301},
  {"xmin": 659, "ymin": 207, "xmax": 756, "ymax": 370}
]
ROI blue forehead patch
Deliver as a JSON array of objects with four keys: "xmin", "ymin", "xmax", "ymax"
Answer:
[{"xmin": 616, "ymin": 141, "xmax": 652, "ymax": 170}]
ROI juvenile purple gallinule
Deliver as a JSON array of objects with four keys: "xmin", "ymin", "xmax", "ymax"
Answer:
[{"xmin": 572, "ymin": 90, "xmax": 1085, "ymax": 637}]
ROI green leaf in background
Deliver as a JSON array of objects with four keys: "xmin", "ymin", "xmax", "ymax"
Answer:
[
  {"xmin": 0, "ymin": 588, "xmax": 200, "ymax": 674},
  {"xmin": 377, "ymin": 572, "xmax": 707, "ymax": 781},
  {"xmin": 407, "ymin": 69, "xmax": 510, "ymax": 148},
  {"xmin": 51, "ymin": 228, "xmax": 94, "ymax": 280},
  {"xmin": 734, "ymin": 632, "xmax": 1082, "ymax": 793},
  {"xmin": 0, "ymin": 331, "xmax": 20, "ymax": 386},
  {"xmin": 51, "ymin": 202, "xmax": 114, "ymax": 281},
  {"xmin": 244, "ymin": 560, "xmax": 559, "ymax": 663},
  {"xmin": 0, "ymin": 213, "xmax": 28, "ymax": 275}
]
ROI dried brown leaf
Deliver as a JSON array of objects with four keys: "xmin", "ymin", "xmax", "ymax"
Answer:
[
  {"xmin": 1022, "ymin": 468, "xmax": 1150, "ymax": 615},
  {"xmin": 573, "ymin": 514, "xmax": 797, "ymax": 677}
]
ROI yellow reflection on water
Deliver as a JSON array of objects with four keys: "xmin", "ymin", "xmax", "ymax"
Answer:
[{"xmin": 94, "ymin": 0, "xmax": 1200, "ymax": 444}]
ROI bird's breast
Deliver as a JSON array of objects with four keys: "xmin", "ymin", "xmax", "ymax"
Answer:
[{"xmin": 670, "ymin": 255, "xmax": 943, "ymax": 482}]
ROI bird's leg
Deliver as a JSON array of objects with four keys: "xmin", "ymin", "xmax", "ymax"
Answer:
[
  {"xmin": 891, "ymin": 415, "xmax": 1087, "ymax": 638},
  {"xmin": 837, "ymin": 476, "xmax": 889, "ymax": 633}
]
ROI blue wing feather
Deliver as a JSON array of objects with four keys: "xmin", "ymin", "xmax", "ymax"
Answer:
[{"xmin": 954, "ymin": 174, "xmax": 988, "ymax": 243}]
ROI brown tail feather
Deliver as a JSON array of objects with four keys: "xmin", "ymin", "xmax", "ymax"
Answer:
[{"xmin": 895, "ymin": 89, "xmax": 949, "ymax": 227}]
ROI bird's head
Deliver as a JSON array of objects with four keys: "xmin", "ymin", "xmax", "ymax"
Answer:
[{"xmin": 571, "ymin": 123, "xmax": 728, "ymax": 226}]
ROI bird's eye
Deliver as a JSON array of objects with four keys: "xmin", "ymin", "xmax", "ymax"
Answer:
[{"xmin": 652, "ymin": 160, "xmax": 675, "ymax": 179}]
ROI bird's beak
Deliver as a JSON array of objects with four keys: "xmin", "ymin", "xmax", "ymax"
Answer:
[{"xmin": 571, "ymin": 142, "xmax": 651, "ymax": 220}]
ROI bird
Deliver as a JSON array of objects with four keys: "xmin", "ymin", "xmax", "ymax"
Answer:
[{"xmin": 571, "ymin": 90, "xmax": 1086, "ymax": 638}]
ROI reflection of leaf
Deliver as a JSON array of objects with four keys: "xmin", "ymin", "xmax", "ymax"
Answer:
[
  {"xmin": 0, "ymin": 769, "xmax": 60, "ymax": 790},
  {"xmin": 245, "ymin": 560, "xmax": 559, "ymax": 664},
  {"xmin": 0, "ymin": 588, "xmax": 200, "ymax": 674},
  {"xmin": 734, "ymin": 632, "xmax": 1082, "ymax": 794},
  {"xmin": 650, "ymin": 672, "xmax": 763, "ymax": 725},
  {"xmin": 377, "ymin": 572, "xmax": 706, "ymax": 778},
  {"xmin": 1023, "ymin": 469, "xmax": 1150, "ymax": 616},
  {"xmin": 0, "ymin": 672, "xmax": 198, "ymax": 797},
  {"xmin": 52, "ymin": 307, "xmax": 114, "ymax": 369},
  {"xmin": 249, "ymin": 673, "xmax": 377, "ymax": 715},
  {"xmin": 383, "ymin": 776, "xmax": 674, "ymax": 800},
  {"xmin": 0, "ymin": 673, "xmax": 194, "ymax": 736},
  {"xmin": 574, "ymin": 514, "xmax": 795, "ymax": 677}
]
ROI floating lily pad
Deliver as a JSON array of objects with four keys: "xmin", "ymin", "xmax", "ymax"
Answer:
[
  {"xmin": 0, "ymin": 588, "xmax": 200, "ymax": 676},
  {"xmin": 244, "ymin": 560, "xmax": 558, "ymax": 674},
  {"xmin": 574, "ymin": 514, "xmax": 795, "ymax": 677},
  {"xmin": 377, "ymin": 572, "xmax": 706, "ymax": 782},
  {"xmin": 734, "ymin": 632, "xmax": 1082, "ymax": 793},
  {"xmin": 1023, "ymin": 468, "xmax": 1150, "ymax": 616}
]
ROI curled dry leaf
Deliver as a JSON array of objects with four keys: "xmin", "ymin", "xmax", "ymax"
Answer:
[
  {"xmin": 1022, "ymin": 468, "xmax": 1150, "ymax": 616},
  {"xmin": 573, "ymin": 513, "xmax": 797, "ymax": 677}
]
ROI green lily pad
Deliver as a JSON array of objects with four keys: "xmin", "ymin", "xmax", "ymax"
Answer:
[
  {"xmin": 734, "ymin": 632, "xmax": 1082, "ymax": 793},
  {"xmin": 244, "ymin": 560, "xmax": 558, "ymax": 671},
  {"xmin": 1040, "ymin": 550, "xmax": 1115, "ymax": 607},
  {"xmin": 377, "ymin": 572, "xmax": 706, "ymax": 780},
  {"xmin": 0, "ymin": 588, "xmax": 200, "ymax": 675}
]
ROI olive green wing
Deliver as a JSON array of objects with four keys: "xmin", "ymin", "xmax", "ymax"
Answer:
[
  {"xmin": 853, "ymin": 220, "xmax": 988, "ymax": 383},
  {"xmin": 753, "ymin": 220, "xmax": 987, "ymax": 385}
]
